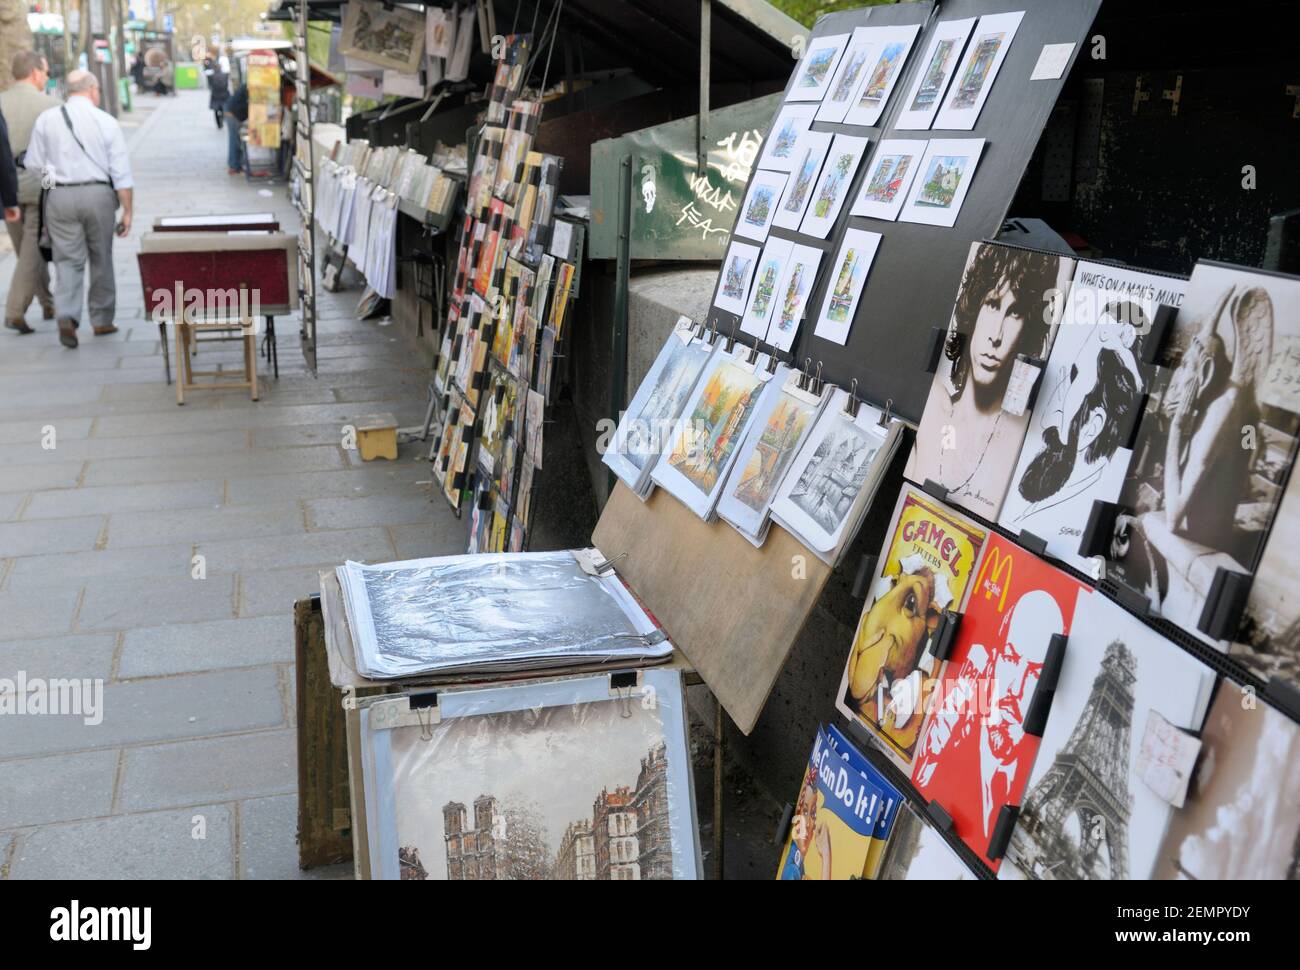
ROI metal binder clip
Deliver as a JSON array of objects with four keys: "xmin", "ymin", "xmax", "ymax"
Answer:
[
  {"xmin": 843, "ymin": 379, "xmax": 861, "ymax": 418},
  {"xmin": 798, "ymin": 357, "xmax": 812, "ymax": 391},
  {"xmin": 726, "ymin": 322, "xmax": 737, "ymax": 354},
  {"xmin": 591, "ymin": 551, "xmax": 627, "ymax": 574},
  {"xmin": 707, "ymin": 320, "xmax": 717, "ymax": 345},
  {"xmin": 812, "ymin": 361, "xmax": 824, "ymax": 395},
  {"xmin": 416, "ymin": 704, "xmax": 434, "ymax": 742},
  {"xmin": 746, "ymin": 340, "xmax": 760, "ymax": 366},
  {"xmin": 878, "ymin": 397, "xmax": 893, "ymax": 427},
  {"xmin": 765, "ymin": 352, "xmax": 780, "ymax": 374}
]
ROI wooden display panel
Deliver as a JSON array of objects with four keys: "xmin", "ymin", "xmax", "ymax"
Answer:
[
  {"xmin": 293, "ymin": 597, "xmax": 354, "ymax": 870},
  {"xmin": 593, "ymin": 481, "xmax": 833, "ymax": 734}
]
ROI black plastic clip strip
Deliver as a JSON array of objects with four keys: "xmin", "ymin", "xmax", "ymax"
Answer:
[{"xmin": 1023, "ymin": 633, "xmax": 1068, "ymax": 737}]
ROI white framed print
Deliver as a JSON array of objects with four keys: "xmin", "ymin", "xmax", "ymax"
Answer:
[
  {"xmin": 894, "ymin": 17, "xmax": 977, "ymax": 130},
  {"xmin": 813, "ymin": 228, "xmax": 883, "ymax": 345},
  {"xmin": 898, "ymin": 138, "xmax": 985, "ymax": 227},
  {"xmin": 842, "ymin": 24, "xmax": 921, "ymax": 127},
  {"xmin": 814, "ymin": 27, "xmax": 877, "ymax": 124},
  {"xmin": 850, "ymin": 138, "xmax": 927, "ymax": 220},
  {"xmin": 757, "ymin": 104, "xmax": 818, "ymax": 173},
  {"xmin": 713, "ymin": 239, "xmax": 762, "ymax": 316},
  {"xmin": 798, "ymin": 134, "xmax": 869, "ymax": 239},
  {"xmin": 739, "ymin": 236, "xmax": 794, "ymax": 341},
  {"xmin": 732, "ymin": 169, "xmax": 789, "ymax": 243},
  {"xmin": 650, "ymin": 347, "xmax": 781, "ymax": 520},
  {"xmin": 764, "ymin": 243, "xmax": 824, "ymax": 353},
  {"xmin": 772, "ymin": 130, "xmax": 832, "ymax": 231},
  {"xmin": 933, "ymin": 11, "xmax": 1025, "ymax": 130},
  {"xmin": 786, "ymin": 33, "xmax": 849, "ymax": 102}
]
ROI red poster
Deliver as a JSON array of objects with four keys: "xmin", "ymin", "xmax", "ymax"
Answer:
[{"xmin": 910, "ymin": 534, "xmax": 1085, "ymax": 869}]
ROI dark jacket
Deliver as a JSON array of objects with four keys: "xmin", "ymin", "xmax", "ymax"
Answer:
[
  {"xmin": 224, "ymin": 84, "xmax": 249, "ymax": 123},
  {"xmin": 208, "ymin": 69, "xmax": 230, "ymax": 110},
  {"xmin": 0, "ymin": 108, "xmax": 18, "ymax": 209}
]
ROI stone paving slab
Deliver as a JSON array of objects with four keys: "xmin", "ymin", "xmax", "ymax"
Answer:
[
  {"xmin": 7, "ymin": 804, "xmax": 235, "ymax": 879},
  {"xmin": 0, "ymin": 589, "xmax": 82, "ymax": 641},
  {"xmin": 0, "ymin": 428, "xmax": 250, "ymax": 465},
  {"xmin": 0, "ymin": 417, "xmax": 94, "ymax": 445},
  {"xmin": 78, "ymin": 573, "xmax": 238, "ymax": 632},
  {"xmin": 82, "ymin": 445, "xmax": 347, "ymax": 487},
  {"xmin": 2, "ymin": 543, "xmax": 198, "ymax": 591},
  {"xmin": 0, "ymin": 460, "xmax": 84, "ymax": 494},
  {"xmin": 0, "ymin": 515, "xmax": 106, "ymax": 556},
  {"xmin": 105, "ymin": 502, "xmax": 307, "ymax": 549},
  {"xmin": 118, "ymin": 615, "xmax": 293, "ymax": 678},
  {"xmin": 304, "ymin": 491, "xmax": 438, "ymax": 532},
  {"xmin": 0, "ymin": 667, "xmax": 285, "ymax": 759},
  {"xmin": 20, "ymin": 480, "xmax": 226, "ymax": 520},
  {"xmin": 195, "ymin": 526, "xmax": 396, "ymax": 572},
  {"xmin": 0, "ymin": 493, "xmax": 26, "ymax": 521},
  {"xmin": 2, "ymin": 633, "xmax": 119, "ymax": 680},
  {"xmin": 0, "ymin": 750, "xmax": 120, "ymax": 828},
  {"xmin": 224, "ymin": 466, "xmax": 426, "ymax": 505},
  {"xmin": 117, "ymin": 729, "xmax": 296, "ymax": 813},
  {"xmin": 236, "ymin": 565, "xmax": 338, "ymax": 618},
  {"xmin": 237, "ymin": 794, "xmax": 352, "ymax": 880}
]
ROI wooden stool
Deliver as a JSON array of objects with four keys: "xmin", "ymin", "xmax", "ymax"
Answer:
[{"xmin": 354, "ymin": 413, "xmax": 399, "ymax": 461}]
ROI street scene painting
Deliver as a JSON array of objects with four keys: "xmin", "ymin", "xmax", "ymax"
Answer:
[
  {"xmin": 389, "ymin": 698, "xmax": 677, "ymax": 880},
  {"xmin": 787, "ymin": 419, "xmax": 882, "ymax": 535},
  {"xmin": 339, "ymin": 1, "xmax": 426, "ymax": 73},
  {"xmin": 915, "ymin": 155, "xmax": 967, "ymax": 209},
  {"xmin": 666, "ymin": 360, "xmax": 765, "ymax": 494}
]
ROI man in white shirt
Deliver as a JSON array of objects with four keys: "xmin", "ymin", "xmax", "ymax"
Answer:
[{"xmin": 23, "ymin": 69, "xmax": 134, "ymax": 348}]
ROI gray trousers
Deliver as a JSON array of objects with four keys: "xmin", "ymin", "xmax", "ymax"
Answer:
[
  {"xmin": 45, "ymin": 184, "xmax": 117, "ymax": 329},
  {"xmin": 4, "ymin": 202, "xmax": 53, "ymax": 320}
]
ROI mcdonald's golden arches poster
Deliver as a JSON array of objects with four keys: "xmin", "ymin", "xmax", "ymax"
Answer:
[
  {"xmin": 835, "ymin": 485, "xmax": 987, "ymax": 771},
  {"xmin": 910, "ymin": 534, "xmax": 1087, "ymax": 870}
]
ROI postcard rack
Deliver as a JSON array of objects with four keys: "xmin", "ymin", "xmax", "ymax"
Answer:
[
  {"xmin": 294, "ymin": 567, "xmax": 721, "ymax": 879},
  {"xmin": 292, "ymin": 1, "xmax": 318, "ymax": 376}
]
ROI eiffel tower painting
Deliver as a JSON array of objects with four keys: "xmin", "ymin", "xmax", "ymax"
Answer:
[{"xmin": 1008, "ymin": 640, "xmax": 1137, "ymax": 879}]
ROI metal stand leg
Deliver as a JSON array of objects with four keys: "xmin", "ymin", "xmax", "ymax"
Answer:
[
  {"xmin": 714, "ymin": 694, "xmax": 725, "ymax": 881},
  {"xmin": 159, "ymin": 320, "xmax": 171, "ymax": 385},
  {"xmin": 262, "ymin": 315, "xmax": 279, "ymax": 379}
]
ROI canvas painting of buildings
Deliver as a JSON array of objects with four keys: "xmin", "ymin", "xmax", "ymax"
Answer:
[{"xmin": 382, "ymin": 678, "xmax": 692, "ymax": 880}]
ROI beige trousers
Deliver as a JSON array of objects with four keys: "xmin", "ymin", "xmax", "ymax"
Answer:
[{"xmin": 4, "ymin": 202, "xmax": 53, "ymax": 321}]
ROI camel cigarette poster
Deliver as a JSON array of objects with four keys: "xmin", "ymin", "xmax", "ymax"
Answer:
[
  {"xmin": 835, "ymin": 485, "xmax": 988, "ymax": 770},
  {"xmin": 911, "ymin": 535, "xmax": 1086, "ymax": 869}
]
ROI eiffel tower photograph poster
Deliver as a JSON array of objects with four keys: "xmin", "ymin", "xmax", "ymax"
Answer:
[{"xmin": 1002, "ymin": 588, "xmax": 1214, "ymax": 881}]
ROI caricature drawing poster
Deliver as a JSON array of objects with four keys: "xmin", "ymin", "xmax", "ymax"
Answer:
[
  {"xmin": 911, "ymin": 535, "xmax": 1086, "ymax": 869},
  {"xmin": 998, "ymin": 263, "xmax": 1187, "ymax": 573},
  {"xmin": 835, "ymin": 486, "xmax": 987, "ymax": 771}
]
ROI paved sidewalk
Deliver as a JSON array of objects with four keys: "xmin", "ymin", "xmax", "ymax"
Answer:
[{"xmin": 0, "ymin": 90, "xmax": 464, "ymax": 878}]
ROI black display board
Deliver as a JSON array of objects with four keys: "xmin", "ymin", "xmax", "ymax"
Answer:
[{"xmin": 706, "ymin": 0, "xmax": 1103, "ymax": 423}]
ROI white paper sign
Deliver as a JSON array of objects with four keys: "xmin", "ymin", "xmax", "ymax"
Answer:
[{"xmin": 1030, "ymin": 43, "xmax": 1076, "ymax": 81}]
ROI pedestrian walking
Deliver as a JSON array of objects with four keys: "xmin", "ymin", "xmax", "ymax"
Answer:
[
  {"xmin": 224, "ymin": 82, "xmax": 248, "ymax": 175},
  {"xmin": 22, "ymin": 69, "xmax": 134, "ymax": 349},
  {"xmin": 1, "ymin": 50, "xmax": 60, "ymax": 335},
  {"xmin": 1, "ymin": 109, "xmax": 18, "ymax": 212},
  {"xmin": 206, "ymin": 51, "xmax": 230, "ymax": 129}
]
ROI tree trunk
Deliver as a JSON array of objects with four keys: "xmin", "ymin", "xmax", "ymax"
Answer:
[{"xmin": 0, "ymin": 0, "xmax": 35, "ymax": 94}]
